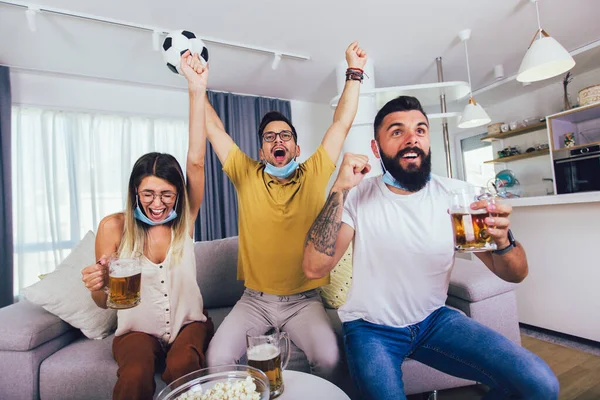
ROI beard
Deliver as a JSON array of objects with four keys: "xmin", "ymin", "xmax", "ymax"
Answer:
[{"xmin": 381, "ymin": 146, "xmax": 432, "ymax": 192}]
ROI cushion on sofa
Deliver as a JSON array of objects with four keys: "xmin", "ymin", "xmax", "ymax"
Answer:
[
  {"xmin": 21, "ymin": 231, "xmax": 118, "ymax": 340},
  {"xmin": 319, "ymin": 244, "xmax": 352, "ymax": 309},
  {"xmin": 195, "ymin": 237, "xmax": 245, "ymax": 308}
]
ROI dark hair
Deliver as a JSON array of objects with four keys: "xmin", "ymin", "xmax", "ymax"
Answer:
[
  {"xmin": 373, "ymin": 96, "xmax": 428, "ymax": 138},
  {"xmin": 128, "ymin": 153, "xmax": 186, "ymax": 219},
  {"xmin": 257, "ymin": 111, "xmax": 297, "ymax": 143}
]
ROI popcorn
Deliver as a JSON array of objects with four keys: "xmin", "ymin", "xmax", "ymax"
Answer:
[{"xmin": 176, "ymin": 376, "xmax": 261, "ymax": 400}]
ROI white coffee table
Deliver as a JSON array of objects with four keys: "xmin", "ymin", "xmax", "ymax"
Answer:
[{"xmin": 277, "ymin": 370, "xmax": 350, "ymax": 399}]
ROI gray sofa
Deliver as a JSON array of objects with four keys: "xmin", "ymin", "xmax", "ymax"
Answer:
[{"xmin": 0, "ymin": 236, "xmax": 521, "ymax": 400}]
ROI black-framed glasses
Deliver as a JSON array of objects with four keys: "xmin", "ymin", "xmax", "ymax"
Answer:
[
  {"xmin": 137, "ymin": 191, "xmax": 177, "ymax": 204},
  {"xmin": 262, "ymin": 130, "xmax": 295, "ymax": 142}
]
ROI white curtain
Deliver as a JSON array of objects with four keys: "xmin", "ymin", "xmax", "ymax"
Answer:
[{"xmin": 12, "ymin": 106, "xmax": 188, "ymax": 294}]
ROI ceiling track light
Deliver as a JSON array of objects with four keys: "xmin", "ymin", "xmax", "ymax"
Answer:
[
  {"xmin": 271, "ymin": 53, "xmax": 282, "ymax": 70},
  {"xmin": 25, "ymin": 6, "xmax": 39, "ymax": 32},
  {"xmin": 457, "ymin": 29, "xmax": 491, "ymax": 129}
]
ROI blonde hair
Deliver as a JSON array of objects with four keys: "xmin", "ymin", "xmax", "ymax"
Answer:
[{"xmin": 118, "ymin": 153, "xmax": 191, "ymax": 264}]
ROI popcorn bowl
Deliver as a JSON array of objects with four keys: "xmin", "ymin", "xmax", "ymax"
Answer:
[{"xmin": 156, "ymin": 364, "xmax": 270, "ymax": 400}]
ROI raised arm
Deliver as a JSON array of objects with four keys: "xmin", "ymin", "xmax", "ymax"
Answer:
[
  {"xmin": 205, "ymin": 94, "xmax": 235, "ymax": 165},
  {"xmin": 180, "ymin": 51, "xmax": 209, "ymax": 234},
  {"xmin": 321, "ymin": 42, "xmax": 368, "ymax": 163},
  {"xmin": 303, "ymin": 153, "xmax": 370, "ymax": 279}
]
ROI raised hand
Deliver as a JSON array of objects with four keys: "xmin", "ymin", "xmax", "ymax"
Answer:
[
  {"xmin": 81, "ymin": 256, "xmax": 108, "ymax": 292},
  {"xmin": 334, "ymin": 153, "xmax": 371, "ymax": 191},
  {"xmin": 346, "ymin": 41, "xmax": 368, "ymax": 70},
  {"xmin": 180, "ymin": 50, "xmax": 209, "ymax": 93}
]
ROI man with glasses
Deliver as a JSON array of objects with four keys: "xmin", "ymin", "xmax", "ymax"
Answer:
[{"xmin": 204, "ymin": 41, "xmax": 367, "ymax": 384}]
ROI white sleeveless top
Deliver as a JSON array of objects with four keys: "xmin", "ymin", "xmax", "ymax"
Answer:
[{"xmin": 115, "ymin": 236, "xmax": 206, "ymax": 344}]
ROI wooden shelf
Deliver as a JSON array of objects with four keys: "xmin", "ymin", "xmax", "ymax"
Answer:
[
  {"xmin": 484, "ymin": 148, "xmax": 550, "ymax": 164},
  {"xmin": 480, "ymin": 122, "xmax": 547, "ymax": 142}
]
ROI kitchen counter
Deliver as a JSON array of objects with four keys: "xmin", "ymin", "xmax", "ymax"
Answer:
[{"xmin": 503, "ymin": 191, "xmax": 600, "ymax": 207}]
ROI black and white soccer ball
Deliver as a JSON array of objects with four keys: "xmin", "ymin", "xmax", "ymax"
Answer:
[{"xmin": 162, "ymin": 30, "xmax": 209, "ymax": 75}]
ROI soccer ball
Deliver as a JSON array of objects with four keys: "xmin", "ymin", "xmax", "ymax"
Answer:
[{"xmin": 162, "ymin": 30, "xmax": 209, "ymax": 75}]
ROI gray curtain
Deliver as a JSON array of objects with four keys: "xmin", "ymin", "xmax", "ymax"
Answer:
[
  {"xmin": 195, "ymin": 91, "xmax": 292, "ymax": 241},
  {"xmin": 0, "ymin": 67, "xmax": 13, "ymax": 307}
]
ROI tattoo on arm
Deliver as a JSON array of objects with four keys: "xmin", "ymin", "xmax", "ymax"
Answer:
[{"xmin": 305, "ymin": 190, "xmax": 348, "ymax": 256}]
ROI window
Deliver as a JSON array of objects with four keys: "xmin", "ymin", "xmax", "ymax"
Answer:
[
  {"xmin": 12, "ymin": 106, "xmax": 188, "ymax": 294},
  {"xmin": 459, "ymin": 133, "xmax": 496, "ymax": 189}
]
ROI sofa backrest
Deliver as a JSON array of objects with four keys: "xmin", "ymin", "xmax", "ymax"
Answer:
[{"xmin": 194, "ymin": 236, "xmax": 246, "ymax": 309}]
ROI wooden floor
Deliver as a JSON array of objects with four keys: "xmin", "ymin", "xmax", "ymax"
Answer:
[{"xmin": 407, "ymin": 334, "xmax": 600, "ymax": 400}]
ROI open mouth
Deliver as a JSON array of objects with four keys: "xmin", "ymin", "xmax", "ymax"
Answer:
[
  {"xmin": 401, "ymin": 152, "xmax": 420, "ymax": 161},
  {"xmin": 273, "ymin": 148, "xmax": 286, "ymax": 163},
  {"xmin": 148, "ymin": 207, "xmax": 166, "ymax": 220}
]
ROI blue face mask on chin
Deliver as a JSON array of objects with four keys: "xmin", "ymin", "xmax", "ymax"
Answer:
[
  {"xmin": 264, "ymin": 159, "xmax": 299, "ymax": 179},
  {"xmin": 134, "ymin": 196, "xmax": 178, "ymax": 226}
]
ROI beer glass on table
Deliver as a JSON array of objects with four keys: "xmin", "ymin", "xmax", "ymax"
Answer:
[
  {"xmin": 105, "ymin": 254, "xmax": 142, "ymax": 309},
  {"xmin": 246, "ymin": 327, "xmax": 291, "ymax": 399},
  {"xmin": 450, "ymin": 187, "xmax": 498, "ymax": 252}
]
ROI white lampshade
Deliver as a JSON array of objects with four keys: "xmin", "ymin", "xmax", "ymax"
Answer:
[
  {"xmin": 517, "ymin": 35, "xmax": 575, "ymax": 83},
  {"xmin": 458, "ymin": 98, "xmax": 491, "ymax": 129}
]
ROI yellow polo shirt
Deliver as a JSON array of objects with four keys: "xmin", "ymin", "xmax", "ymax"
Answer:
[{"xmin": 223, "ymin": 144, "xmax": 336, "ymax": 295}]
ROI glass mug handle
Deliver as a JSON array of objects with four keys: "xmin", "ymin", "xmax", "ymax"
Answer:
[{"xmin": 279, "ymin": 331, "xmax": 291, "ymax": 371}]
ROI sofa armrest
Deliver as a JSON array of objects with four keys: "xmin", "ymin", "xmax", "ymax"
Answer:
[
  {"xmin": 448, "ymin": 258, "xmax": 517, "ymax": 302},
  {"xmin": 446, "ymin": 259, "xmax": 521, "ymax": 345},
  {"xmin": 0, "ymin": 300, "xmax": 76, "ymax": 351}
]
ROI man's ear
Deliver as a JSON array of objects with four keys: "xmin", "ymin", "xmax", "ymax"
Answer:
[
  {"xmin": 294, "ymin": 145, "xmax": 301, "ymax": 160},
  {"xmin": 259, "ymin": 148, "xmax": 265, "ymax": 162},
  {"xmin": 371, "ymin": 140, "xmax": 381, "ymax": 159}
]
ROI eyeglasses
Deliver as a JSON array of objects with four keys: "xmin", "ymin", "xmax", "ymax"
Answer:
[
  {"xmin": 138, "ymin": 191, "xmax": 177, "ymax": 204},
  {"xmin": 262, "ymin": 130, "xmax": 295, "ymax": 142}
]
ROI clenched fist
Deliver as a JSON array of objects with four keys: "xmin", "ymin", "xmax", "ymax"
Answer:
[{"xmin": 334, "ymin": 153, "xmax": 371, "ymax": 191}]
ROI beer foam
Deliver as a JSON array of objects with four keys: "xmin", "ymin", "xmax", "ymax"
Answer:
[
  {"xmin": 247, "ymin": 343, "xmax": 279, "ymax": 361},
  {"xmin": 109, "ymin": 271, "xmax": 141, "ymax": 278}
]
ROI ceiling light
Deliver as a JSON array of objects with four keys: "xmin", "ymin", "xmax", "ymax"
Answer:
[
  {"xmin": 517, "ymin": 0, "xmax": 575, "ymax": 83},
  {"xmin": 457, "ymin": 29, "xmax": 491, "ymax": 129},
  {"xmin": 26, "ymin": 6, "xmax": 39, "ymax": 32},
  {"xmin": 271, "ymin": 53, "xmax": 282, "ymax": 70}
]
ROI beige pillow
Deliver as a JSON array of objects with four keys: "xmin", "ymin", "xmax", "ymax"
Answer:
[
  {"xmin": 22, "ymin": 231, "xmax": 117, "ymax": 339},
  {"xmin": 319, "ymin": 244, "xmax": 353, "ymax": 309}
]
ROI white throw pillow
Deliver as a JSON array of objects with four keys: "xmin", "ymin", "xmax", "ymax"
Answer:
[{"xmin": 22, "ymin": 230, "xmax": 117, "ymax": 339}]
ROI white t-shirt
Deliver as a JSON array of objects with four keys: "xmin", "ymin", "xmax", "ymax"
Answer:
[{"xmin": 339, "ymin": 174, "xmax": 470, "ymax": 328}]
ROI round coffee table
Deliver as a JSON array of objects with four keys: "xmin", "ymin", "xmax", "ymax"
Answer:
[{"xmin": 277, "ymin": 370, "xmax": 350, "ymax": 399}]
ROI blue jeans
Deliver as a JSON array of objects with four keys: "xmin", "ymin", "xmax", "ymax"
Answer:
[{"xmin": 342, "ymin": 307, "xmax": 559, "ymax": 400}]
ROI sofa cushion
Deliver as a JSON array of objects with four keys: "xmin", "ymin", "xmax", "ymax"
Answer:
[
  {"xmin": 319, "ymin": 244, "xmax": 353, "ymax": 309},
  {"xmin": 21, "ymin": 231, "xmax": 118, "ymax": 339},
  {"xmin": 0, "ymin": 300, "xmax": 73, "ymax": 351},
  {"xmin": 195, "ymin": 237, "xmax": 245, "ymax": 308},
  {"xmin": 449, "ymin": 258, "xmax": 518, "ymax": 302}
]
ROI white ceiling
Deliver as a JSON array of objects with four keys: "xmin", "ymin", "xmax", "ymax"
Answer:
[{"xmin": 1, "ymin": 0, "xmax": 599, "ymax": 105}]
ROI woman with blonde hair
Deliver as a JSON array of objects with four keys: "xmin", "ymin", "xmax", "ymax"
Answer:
[{"xmin": 81, "ymin": 51, "xmax": 213, "ymax": 400}]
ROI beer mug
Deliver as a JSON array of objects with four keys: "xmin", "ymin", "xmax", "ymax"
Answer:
[
  {"xmin": 105, "ymin": 254, "xmax": 142, "ymax": 309},
  {"xmin": 449, "ymin": 187, "xmax": 498, "ymax": 252},
  {"xmin": 246, "ymin": 327, "xmax": 291, "ymax": 399}
]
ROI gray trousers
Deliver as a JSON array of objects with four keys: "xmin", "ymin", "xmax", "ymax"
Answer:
[{"xmin": 206, "ymin": 288, "xmax": 341, "ymax": 382}]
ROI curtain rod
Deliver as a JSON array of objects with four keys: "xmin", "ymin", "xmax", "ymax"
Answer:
[{"xmin": 0, "ymin": 0, "xmax": 311, "ymax": 61}]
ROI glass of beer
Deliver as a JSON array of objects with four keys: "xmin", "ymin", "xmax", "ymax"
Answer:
[
  {"xmin": 246, "ymin": 327, "xmax": 291, "ymax": 399},
  {"xmin": 105, "ymin": 254, "xmax": 142, "ymax": 309},
  {"xmin": 450, "ymin": 187, "xmax": 498, "ymax": 252}
]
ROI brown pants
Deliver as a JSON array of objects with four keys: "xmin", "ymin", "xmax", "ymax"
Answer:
[{"xmin": 112, "ymin": 317, "xmax": 214, "ymax": 400}]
